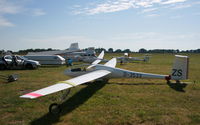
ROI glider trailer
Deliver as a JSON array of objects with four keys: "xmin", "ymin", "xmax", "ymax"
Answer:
[{"xmin": 20, "ymin": 54, "xmax": 189, "ymax": 114}]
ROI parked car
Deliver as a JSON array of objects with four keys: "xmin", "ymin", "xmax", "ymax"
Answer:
[{"xmin": 0, "ymin": 55, "xmax": 40, "ymax": 70}]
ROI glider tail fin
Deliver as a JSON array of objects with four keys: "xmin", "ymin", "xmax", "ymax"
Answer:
[
  {"xmin": 171, "ymin": 55, "xmax": 189, "ymax": 80},
  {"xmin": 96, "ymin": 50, "xmax": 104, "ymax": 60},
  {"xmin": 69, "ymin": 43, "xmax": 79, "ymax": 51}
]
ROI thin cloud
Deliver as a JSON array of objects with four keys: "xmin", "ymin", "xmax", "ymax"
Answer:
[
  {"xmin": 171, "ymin": 3, "xmax": 191, "ymax": 9},
  {"xmin": 146, "ymin": 13, "xmax": 159, "ymax": 17},
  {"xmin": 82, "ymin": 0, "xmax": 162, "ymax": 15},
  {"xmin": 85, "ymin": 1, "xmax": 136, "ymax": 15},
  {"xmin": 162, "ymin": 0, "xmax": 187, "ymax": 5},
  {"xmin": 0, "ymin": 16, "xmax": 14, "ymax": 27},
  {"xmin": 73, "ymin": 0, "xmax": 190, "ymax": 15},
  {"xmin": 0, "ymin": 0, "xmax": 46, "ymax": 27},
  {"xmin": 32, "ymin": 9, "xmax": 46, "ymax": 16},
  {"xmin": 0, "ymin": 0, "xmax": 22, "ymax": 27},
  {"xmin": 0, "ymin": 0, "xmax": 22, "ymax": 15},
  {"xmin": 135, "ymin": 0, "xmax": 161, "ymax": 8},
  {"xmin": 141, "ymin": 8, "xmax": 158, "ymax": 13}
]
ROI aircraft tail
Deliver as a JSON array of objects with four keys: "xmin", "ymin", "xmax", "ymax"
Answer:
[
  {"xmin": 87, "ymin": 51, "xmax": 104, "ymax": 69},
  {"xmin": 97, "ymin": 50, "xmax": 104, "ymax": 60},
  {"xmin": 171, "ymin": 55, "xmax": 189, "ymax": 80},
  {"xmin": 69, "ymin": 43, "xmax": 80, "ymax": 51}
]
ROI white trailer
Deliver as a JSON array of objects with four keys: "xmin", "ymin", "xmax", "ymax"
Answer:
[{"xmin": 24, "ymin": 55, "xmax": 65, "ymax": 65}]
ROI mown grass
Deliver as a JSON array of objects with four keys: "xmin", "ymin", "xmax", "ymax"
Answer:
[{"xmin": 0, "ymin": 53, "xmax": 200, "ymax": 125}]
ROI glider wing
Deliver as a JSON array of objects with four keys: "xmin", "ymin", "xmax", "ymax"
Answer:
[{"xmin": 20, "ymin": 69, "xmax": 110, "ymax": 99}]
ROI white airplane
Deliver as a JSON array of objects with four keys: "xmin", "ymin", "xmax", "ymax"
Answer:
[
  {"xmin": 20, "ymin": 55, "xmax": 189, "ymax": 113},
  {"xmin": 26, "ymin": 43, "xmax": 97, "ymax": 62},
  {"xmin": 117, "ymin": 53, "xmax": 150, "ymax": 63},
  {"xmin": 27, "ymin": 43, "xmax": 81, "ymax": 55}
]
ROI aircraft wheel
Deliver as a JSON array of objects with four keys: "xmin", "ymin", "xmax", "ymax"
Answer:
[{"xmin": 49, "ymin": 103, "xmax": 61, "ymax": 114}]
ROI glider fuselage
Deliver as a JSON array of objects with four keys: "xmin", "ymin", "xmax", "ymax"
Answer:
[{"xmin": 64, "ymin": 64, "xmax": 169, "ymax": 80}]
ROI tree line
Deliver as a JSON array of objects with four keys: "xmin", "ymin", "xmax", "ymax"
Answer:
[
  {"xmin": 94, "ymin": 48, "xmax": 200, "ymax": 53},
  {"xmin": 1, "ymin": 48, "xmax": 200, "ymax": 55}
]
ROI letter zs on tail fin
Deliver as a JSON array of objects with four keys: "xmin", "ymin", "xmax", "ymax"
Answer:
[{"xmin": 171, "ymin": 55, "xmax": 189, "ymax": 80}]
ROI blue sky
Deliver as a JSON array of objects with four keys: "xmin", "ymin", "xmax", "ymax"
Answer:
[{"xmin": 0, "ymin": 0, "xmax": 200, "ymax": 51}]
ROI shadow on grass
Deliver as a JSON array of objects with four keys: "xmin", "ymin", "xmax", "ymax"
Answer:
[
  {"xmin": 109, "ymin": 82, "xmax": 188, "ymax": 92},
  {"xmin": 30, "ymin": 81, "xmax": 107, "ymax": 125},
  {"xmin": 167, "ymin": 81, "xmax": 188, "ymax": 92},
  {"xmin": 109, "ymin": 83, "xmax": 166, "ymax": 86},
  {"xmin": 111, "ymin": 82, "xmax": 188, "ymax": 92}
]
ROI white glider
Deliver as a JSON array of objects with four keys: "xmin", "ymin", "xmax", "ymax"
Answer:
[
  {"xmin": 117, "ymin": 53, "xmax": 150, "ymax": 63},
  {"xmin": 20, "ymin": 55, "xmax": 189, "ymax": 99}
]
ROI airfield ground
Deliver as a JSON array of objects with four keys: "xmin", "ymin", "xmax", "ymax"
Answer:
[{"xmin": 0, "ymin": 53, "xmax": 200, "ymax": 125}]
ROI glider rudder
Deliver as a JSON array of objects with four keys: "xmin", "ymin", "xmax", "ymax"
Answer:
[{"xmin": 171, "ymin": 55, "xmax": 189, "ymax": 80}]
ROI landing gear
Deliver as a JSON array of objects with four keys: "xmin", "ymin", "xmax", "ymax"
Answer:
[
  {"xmin": 49, "ymin": 89, "xmax": 71, "ymax": 114},
  {"xmin": 49, "ymin": 103, "xmax": 61, "ymax": 114},
  {"xmin": 165, "ymin": 75, "xmax": 171, "ymax": 84},
  {"xmin": 60, "ymin": 89, "xmax": 71, "ymax": 101}
]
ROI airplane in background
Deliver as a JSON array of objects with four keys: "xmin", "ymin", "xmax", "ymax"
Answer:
[
  {"xmin": 117, "ymin": 53, "xmax": 150, "ymax": 63},
  {"xmin": 26, "ymin": 43, "xmax": 100, "ymax": 63},
  {"xmin": 64, "ymin": 47, "xmax": 97, "ymax": 62},
  {"xmin": 20, "ymin": 54, "xmax": 189, "ymax": 114},
  {"xmin": 26, "ymin": 43, "xmax": 81, "ymax": 56},
  {"xmin": 81, "ymin": 51, "xmax": 108, "ymax": 63}
]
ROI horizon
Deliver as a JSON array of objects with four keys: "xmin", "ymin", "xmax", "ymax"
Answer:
[
  {"xmin": 3, "ymin": 46, "xmax": 200, "ymax": 53},
  {"xmin": 0, "ymin": 0, "xmax": 200, "ymax": 51}
]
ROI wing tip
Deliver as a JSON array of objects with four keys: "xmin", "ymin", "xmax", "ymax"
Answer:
[{"xmin": 20, "ymin": 93, "xmax": 43, "ymax": 99}]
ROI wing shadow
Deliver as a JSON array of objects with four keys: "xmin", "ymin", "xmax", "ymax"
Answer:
[
  {"xmin": 30, "ymin": 81, "xmax": 188, "ymax": 125},
  {"xmin": 30, "ymin": 81, "xmax": 106, "ymax": 125},
  {"xmin": 109, "ymin": 83, "xmax": 165, "ymax": 86},
  {"xmin": 109, "ymin": 82, "xmax": 188, "ymax": 92}
]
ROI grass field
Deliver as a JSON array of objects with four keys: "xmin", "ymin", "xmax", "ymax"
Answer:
[{"xmin": 0, "ymin": 53, "xmax": 200, "ymax": 125}]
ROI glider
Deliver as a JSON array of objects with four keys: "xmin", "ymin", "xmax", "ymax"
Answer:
[
  {"xmin": 117, "ymin": 53, "xmax": 150, "ymax": 63},
  {"xmin": 20, "ymin": 54, "xmax": 189, "ymax": 113}
]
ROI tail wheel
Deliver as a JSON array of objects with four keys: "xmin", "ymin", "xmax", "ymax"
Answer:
[{"xmin": 49, "ymin": 103, "xmax": 61, "ymax": 114}]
